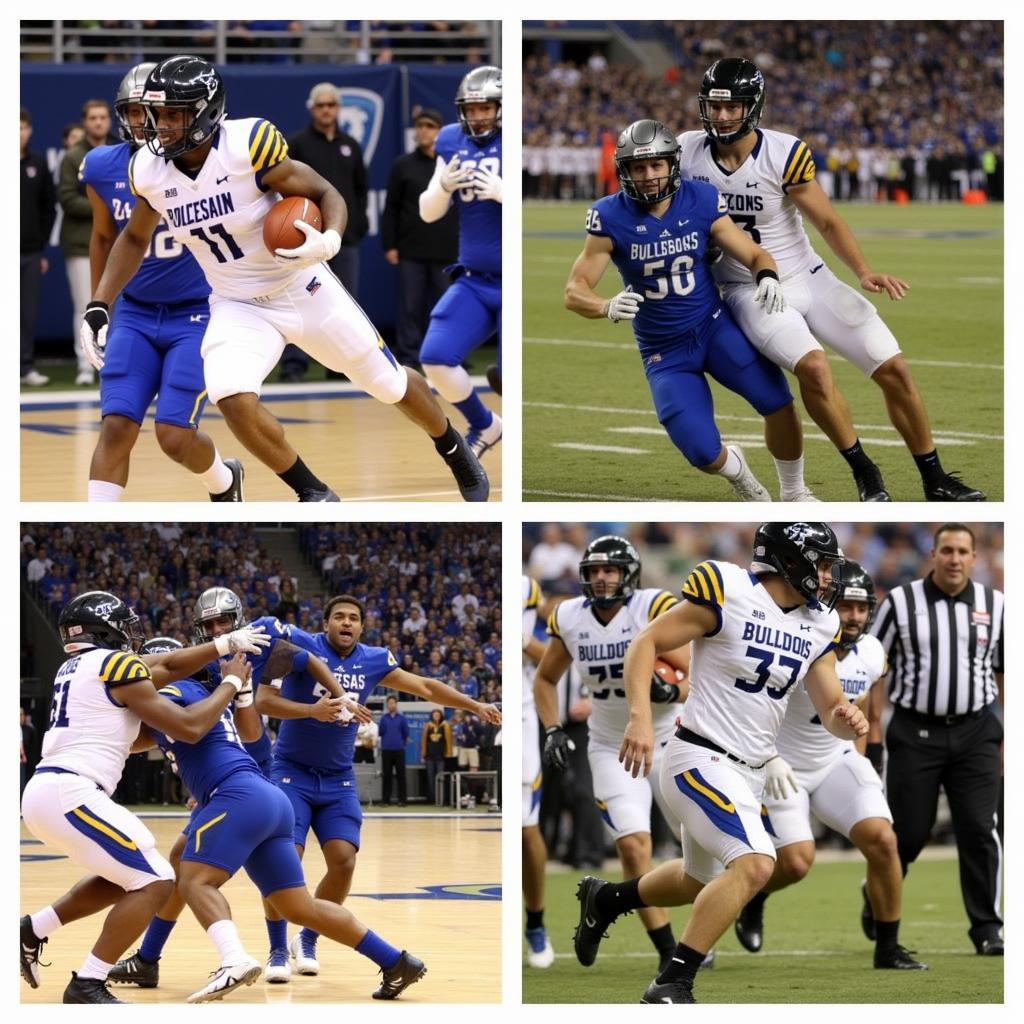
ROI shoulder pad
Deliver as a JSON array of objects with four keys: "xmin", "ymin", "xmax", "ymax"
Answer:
[
  {"xmin": 523, "ymin": 577, "xmax": 541, "ymax": 611},
  {"xmin": 781, "ymin": 138, "xmax": 816, "ymax": 189},
  {"xmin": 99, "ymin": 651, "xmax": 152, "ymax": 684},
  {"xmin": 248, "ymin": 119, "xmax": 289, "ymax": 173},
  {"xmin": 681, "ymin": 560, "xmax": 726, "ymax": 610},
  {"xmin": 648, "ymin": 589, "xmax": 678, "ymax": 621}
]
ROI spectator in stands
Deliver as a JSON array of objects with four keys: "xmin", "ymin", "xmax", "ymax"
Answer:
[
  {"xmin": 381, "ymin": 108, "xmax": 458, "ymax": 369},
  {"xmin": 457, "ymin": 661, "xmax": 479, "ymax": 699},
  {"xmin": 378, "ymin": 695, "xmax": 410, "ymax": 805},
  {"xmin": 402, "ymin": 605, "xmax": 427, "ymax": 637},
  {"xmin": 61, "ymin": 123, "xmax": 84, "ymax": 150},
  {"xmin": 422, "ymin": 709, "xmax": 451, "ymax": 805},
  {"xmin": 283, "ymin": 82, "xmax": 369, "ymax": 381},
  {"xmin": 26, "ymin": 544, "xmax": 53, "ymax": 584},
  {"xmin": 20, "ymin": 107, "xmax": 56, "ymax": 387},
  {"xmin": 58, "ymin": 98, "xmax": 114, "ymax": 386}
]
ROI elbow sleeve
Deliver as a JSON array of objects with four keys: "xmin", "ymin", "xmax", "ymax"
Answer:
[{"xmin": 419, "ymin": 173, "xmax": 452, "ymax": 223}]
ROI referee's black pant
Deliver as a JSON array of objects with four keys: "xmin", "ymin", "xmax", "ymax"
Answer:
[
  {"xmin": 885, "ymin": 706, "xmax": 1003, "ymax": 945},
  {"xmin": 381, "ymin": 748, "xmax": 407, "ymax": 804}
]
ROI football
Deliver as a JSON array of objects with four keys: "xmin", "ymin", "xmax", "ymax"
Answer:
[
  {"xmin": 653, "ymin": 658, "xmax": 684, "ymax": 686},
  {"xmin": 262, "ymin": 195, "xmax": 322, "ymax": 254}
]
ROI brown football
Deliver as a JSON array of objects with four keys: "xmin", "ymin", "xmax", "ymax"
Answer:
[{"xmin": 263, "ymin": 195, "xmax": 322, "ymax": 254}]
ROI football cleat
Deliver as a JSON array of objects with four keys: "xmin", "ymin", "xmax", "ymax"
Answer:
[
  {"xmin": 20, "ymin": 915, "xmax": 48, "ymax": 988},
  {"xmin": 725, "ymin": 444, "xmax": 770, "ymax": 502},
  {"xmin": 265, "ymin": 947, "xmax": 291, "ymax": 983},
  {"xmin": 20, "ymin": 370, "xmax": 49, "ymax": 386},
  {"xmin": 860, "ymin": 880, "xmax": 875, "ymax": 941},
  {"xmin": 440, "ymin": 431, "xmax": 490, "ymax": 501},
  {"xmin": 210, "ymin": 458, "xmax": 245, "ymax": 502},
  {"xmin": 574, "ymin": 876, "xmax": 621, "ymax": 967},
  {"xmin": 466, "ymin": 412, "xmax": 502, "ymax": 459},
  {"xmin": 855, "ymin": 466, "xmax": 892, "ymax": 502},
  {"xmin": 641, "ymin": 978, "xmax": 696, "ymax": 1003},
  {"xmin": 186, "ymin": 957, "xmax": 262, "ymax": 1003},
  {"xmin": 923, "ymin": 472, "xmax": 985, "ymax": 501},
  {"xmin": 735, "ymin": 896, "xmax": 765, "ymax": 952},
  {"xmin": 371, "ymin": 950, "xmax": 426, "ymax": 1000},
  {"xmin": 63, "ymin": 972, "xmax": 125, "ymax": 1003},
  {"xmin": 485, "ymin": 364, "xmax": 502, "ymax": 395},
  {"xmin": 874, "ymin": 944, "xmax": 928, "ymax": 970},
  {"xmin": 781, "ymin": 486, "xmax": 821, "ymax": 502},
  {"xmin": 525, "ymin": 927, "xmax": 555, "ymax": 969},
  {"xmin": 700, "ymin": 948, "xmax": 716, "ymax": 970},
  {"xmin": 975, "ymin": 937, "xmax": 1004, "ymax": 956},
  {"xmin": 289, "ymin": 932, "xmax": 319, "ymax": 975},
  {"xmin": 297, "ymin": 486, "xmax": 341, "ymax": 502},
  {"xmin": 75, "ymin": 369, "xmax": 95, "ymax": 386},
  {"xmin": 108, "ymin": 950, "xmax": 159, "ymax": 988}
]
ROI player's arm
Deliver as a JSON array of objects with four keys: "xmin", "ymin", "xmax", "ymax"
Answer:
[
  {"xmin": 380, "ymin": 668, "xmax": 501, "ymax": 724},
  {"xmin": 419, "ymin": 153, "xmax": 475, "ymax": 222},
  {"xmin": 253, "ymin": 682, "xmax": 354, "ymax": 722},
  {"xmin": 803, "ymin": 651, "xmax": 869, "ymax": 741},
  {"xmin": 142, "ymin": 625, "xmax": 270, "ymax": 687},
  {"xmin": 130, "ymin": 722, "xmax": 157, "ymax": 754},
  {"xmin": 233, "ymin": 700, "xmax": 264, "ymax": 743},
  {"xmin": 93, "ymin": 198, "xmax": 161, "ymax": 306},
  {"xmin": 258, "ymin": 638, "xmax": 345, "ymax": 699},
  {"xmin": 533, "ymin": 637, "xmax": 573, "ymax": 730},
  {"xmin": 261, "ymin": 157, "xmax": 348, "ymax": 240},
  {"xmin": 788, "ymin": 180, "xmax": 908, "ymax": 300},
  {"xmin": 524, "ymin": 635, "xmax": 546, "ymax": 666},
  {"xmin": 709, "ymin": 213, "xmax": 786, "ymax": 314},
  {"xmin": 564, "ymin": 232, "xmax": 619, "ymax": 319},
  {"xmin": 86, "ymin": 185, "xmax": 119, "ymax": 293}
]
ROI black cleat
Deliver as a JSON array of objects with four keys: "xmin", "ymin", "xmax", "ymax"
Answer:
[
  {"xmin": 924, "ymin": 472, "xmax": 985, "ymax": 501},
  {"xmin": 210, "ymin": 458, "xmax": 245, "ymax": 502},
  {"xmin": 875, "ymin": 944, "xmax": 928, "ymax": 970},
  {"xmin": 440, "ymin": 431, "xmax": 489, "ymax": 502},
  {"xmin": 20, "ymin": 915, "xmax": 48, "ymax": 988},
  {"xmin": 485, "ymin": 364, "xmax": 502, "ymax": 396},
  {"xmin": 108, "ymin": 950, "xmax": 159, "ymax": 988},
  {"xmin": 861, "ymin": 881, "xmax": 875, "ymax": 941},
  {"xmin": 735, "ymin": 896, "xmax": 765, "ymax": 952},
  {"xmin": 641, "ymin": 978, "xmax": 696, "ymax": 1003},
  {"xmin": 297, "ymin": 486, "xmax": 341, "ymax": 502},
  {"xmin": 699, "ymin": 948, "xmax": 716, "ymax": 970},
  {"xmin": 371, "ymin": 950, "xmax": 426, "ymax": 1000},
  {"xmin": 855, "ymin": 466, "xmax": 892, "ymax": 502},
  {"xmin": 63, "ymin": 971, "xmax": 125, "ymax": 1003},
  {"xmin": 573, "ymin": 875, "xmax": 619, "ymax": 967},
  {"xmin": 975, "ymin": 937, "xmax": 1004, "ymax": 956}
]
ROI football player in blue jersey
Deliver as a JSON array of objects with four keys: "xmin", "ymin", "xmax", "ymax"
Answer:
[
  {"xmin": 79, "ymin": 64, "xmax": 243, "ymax": 503},
  {"xmin": 253, "ymin": 593, "xmax": 502, "ymax": 980},
  {"xmin": 418, "ymin": 66, "xmax": 503, "ymax": 459},
  {"xmin": 565, "ymin": 119, "xmax": 815, "ymax": 502}
]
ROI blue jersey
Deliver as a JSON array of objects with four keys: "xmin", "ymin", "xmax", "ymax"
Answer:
[
  {"xmin": 204, "ymin": 614, "xmax": 310, "ymax": 687},
  {"xmin": 273, "ymin": 631, "xmax": 399, "ymax": 772},
  {"xmin": 435, "ymin": 124, "xmax": 501, "ymax": 276},
  {"xmin": 586, "ymin": 180, "xmax": 728, "ymax": 354},
  {"xmin": 149, "ymin": 678, "xmax": 261, "ymax": 805},
  {"xmin": 78, "ymin": 142, "xmax": 209, "ymax": 306}
]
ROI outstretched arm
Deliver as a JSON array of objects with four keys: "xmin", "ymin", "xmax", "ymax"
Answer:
[{"xmin": 381, "ymin": 668, "xmax": 501, "ymax": 724}]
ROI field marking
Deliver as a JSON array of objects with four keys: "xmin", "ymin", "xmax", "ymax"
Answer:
[
  {"xmin": 525, "ymin": 488, "xmax": 690, "ymax": 501},
  {"xmin": 606, "ymin": 427, "xmax": 976, "ymax": 448},
  {"xmin": 524, "ymin": 336, "xmax": 1003, "ymax": 372},
  {"xmin": 552, "ymin": 442, "xmax": 650, "ymax": 455},
  {"xmin": 546, "ymin": 947, "xmax": 975, "ymax": 961}
]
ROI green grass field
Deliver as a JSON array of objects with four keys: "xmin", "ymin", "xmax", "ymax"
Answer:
[
  {"xmin": 523, "ymin": 856, "xmax": 1003, "ymax": 1003},
  {"xmin": 524, "ymin": 202, "xmax": 1003, "ymax": 501}
]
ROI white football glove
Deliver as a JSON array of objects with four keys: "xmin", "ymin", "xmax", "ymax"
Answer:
[
  {"xmin": 274, "ymin": 220, "xmax": 342, "ymax": 268},
  {"xmin": 233, "ymin": 678, "xmax": 254, "ymax": 708},
  {"xmin": 605, "ymin": 288, "xmax": 644, "ymax": 323},
  {"xmin": 764, "ymin": 754, "xmax": 798, "ymax": 801},
  {"xmin": 440, "ymin": 154, "xmax": 476, "ymax": 193},
  {"xmin": 472, "ymin": 167, "xmax": 503, "ymax": 203},
  {"xmin": 214, "ymin": 625, "xmax": 271, "ymax": 657},
  {"xmin": 80, "ymin": 301, "xmax": 110, "ymax": 371},
  {"xmin": 754, "ymin": 275, "xmax": 786, "ymax": 314}
]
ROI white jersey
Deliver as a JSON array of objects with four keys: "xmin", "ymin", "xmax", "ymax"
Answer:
[
  {"xmin": 677, "ymin": 127, "xmax": 823, "ymax": 283},
  {"xmin": 679, "ymin": 560, "xmax": 842, "ymax": 765},
  {"xmin": 522, "ymin": 575, "xmax": 541, "ymax": 714},
  {"xmin": 38, "ymin": 647, "xmax": 153, "ymax": 795},
  {"xmin": 548, "ymin": 587, "xmax": 678, "ymax": 746},
  {"xmin": 777, "ymin": 634, "xmax": 886, "ymax": 770},
  {"xmin": 130, "ymin": 117, "xmax": 298, "ymax": 300}
]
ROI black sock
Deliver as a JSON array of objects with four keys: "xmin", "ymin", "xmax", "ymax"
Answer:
[
  {"xmin": 913, "ymin": 449, "xmax": 944, "ymax": 484},
  {"xmin": 839, "ymin": 439, "xmax": 876, "ymax": 476},
  {"xmin": 594, "ymin": 876, "xmax": 647, "ymax": 919},
  {"xmin": 277, "ymin": 457, "xmax": 326, "ymax": 495},
  {"xmin": 647, "ymin": 923, "xmax": 676, "ymax": 958},
  {"xmin": 432, "ymin": 419, "xmax": 459, "ymax": 454},
  {"xmin": 525, "ymin": 909, "xmax": 544, "ymax": 932},
  {"xmin": 875, "ymin": 918, "xmax": 900, "ymax": 951},
  {"xmin": 657, "ymin": 942, "xmax": 704, "ymax": 986}
]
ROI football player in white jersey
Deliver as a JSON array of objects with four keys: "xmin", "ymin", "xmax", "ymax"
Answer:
[
  {"xmin": 678, "ymin": 58, "xmax": 984, "ymax": 502},
  {"xmin": 574, "ymin": 523, "xmax": 869, "ymax": 1003},
  {"xmin": 522, "ymin": 575, "xmax": 554, "ymax": 968},
  {"xmin": 535, "ymin": 536, "xmax": 691, "ymax": 974},
  {"xmin": 80, "ymin": 55, "xmax": 488, "ymax": 502},
  {"xmin": 733, "ymin": 561, "xmax": 925, "ymax": 970},
  {"xmin": 20, "ymin": 591, "xmax": 269, "ymax": 1003}
]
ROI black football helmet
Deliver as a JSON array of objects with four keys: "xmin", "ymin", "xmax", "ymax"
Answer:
[
  {"xmin": 115, "ymin": 61, "xmax": 157, "ymax": 145},
  {"xmin": 58, "ymin": 591, "xmax": 144, "ymax": 653},
  {"xmin": 614, "ymin": 119, "xmax": 681, "ymax": 204},
  {"xmin": 751, "ymin": 523, "xmax": 845, "ymax": 609},
  {"xmin": 833, "ymin": 560, "xmax": 877, "ymax": 649},
  {"xmin": 455, "ymin": 65, "xmax": 501, "ymax": 144},
  {"xmin": 698, "ymin": 58, "xmax": 766, "ymax": 145},
  {"xmin": 142, "ymin": 55, "xmax": 226, "ymax": 159},
  {"xmin": 192, "ymin": 587, "xmax": 245, "ymax": 643},
  {"xmin": 139, "ymin": 636, "xmax": 183, "ymax": 656},
  {"xmin": 579, "ymin": 535, "xmax": 642, "ymax": 609}
]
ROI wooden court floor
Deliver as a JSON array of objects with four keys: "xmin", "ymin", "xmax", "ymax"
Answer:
[
  {"xmin": 21, "ymin": 813, "xmax": 501, "ymax": 1003},
  {"xmin": 21, "ymin": 382, "xmax": 502, "ymax": 502}
]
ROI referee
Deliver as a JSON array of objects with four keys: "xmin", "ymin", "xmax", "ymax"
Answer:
[{"xmin": 870, "ymin": 523, "xmax": 1004, "ymax": 955}]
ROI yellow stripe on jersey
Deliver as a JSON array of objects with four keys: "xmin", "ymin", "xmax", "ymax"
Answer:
[
  {"xmin": 649, "ymin": 590, "xmax": 678, "ymax": 621},
  {"xmin": 783, "ymin": 141, "xmax": 809, "ymax": 184},
  {"xmin": 546, "ymin": 607, "xmax": 561, "ymax": 638},
  {"xmin": 159, "ymin": 686, "xmax": 182, "ymax": 698},
  {"xmin": 832, "ymin": 626, "xmax": 843, "ymax": 646},
  {"xmin": 682, "ymin": 770, "xmax": 735, "ymax": 813},
  {"xmin": 188, "ymin": 389, "xmax": 208, "ymax": 427},
  {"xmin": 249, "ymin": 120, "xmax": 273, "ymax": 163},
  {"xmin": 194, "ymin": 812, "xmax": 227, "ymax": 852},
  {"xmin": 682, "ymin": 561, "xmax": 724, "ymax": 608},
  {"xmin": 127, "ymin": 152, "xmax": 137, "ymax": 196},
  {"xmin": 250, "ymin": 121, "xmax": 288, "ymax": 172},
  {"xmin": 71, "ymin": 807, "xmax": 138, "ymax": 850},
  {"xmin": 783, "ymin": 141, "xmax": 816, "ymax": 186},
  {"xmin": 268, "ymin": 133, "xmax": 288, "ymax": 167},
  {"xmin": 100, "ymin": 652, "xmax": 151, "ymax": 684},
  {"xmin": 525, "ymin": 577, "xmax": 541, "ymax": 612},
  {"xmin": 532, "ymin": 771, "xmax": 542, "ymax": 792}
]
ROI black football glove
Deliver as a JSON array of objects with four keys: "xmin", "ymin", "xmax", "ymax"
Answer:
[
  {"xmin": 649, "ymin": 675, "xmax": 681, "ymax": 704},
  {"xmin": 542, "ymin": 725, "xmax": 575, "ymax": 773},
  {"xmin": 866, "ymin": 742, "xmax": 884, "ymax": 776}
]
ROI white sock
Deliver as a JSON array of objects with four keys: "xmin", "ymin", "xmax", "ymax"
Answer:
[
  {"xmin": 207, "ymin": 919, "xmax": 248, "ymax": 966},
  {"xmin": 31, "ymin": 905, "xmax": 62, "ymax": 940},
  {"xmin": 717, "ymin": 448, "xmax": 743, "ymax": 480},
  {"xmin": 199, "ymin": 451, "xmax": 234, "ymax": 495},
  {"xmin": 87, "ymin": 480, "xmax": 124, "ymax": 502},
  {"xmin": 774, "ymin": 456, "xmax": 806, "ymax": 496},
  {"xmin": 423, "ymin": 363, "xmax": 473, "ymax": 403},
  {"xmin": 77, "ymin": 952, "xmax": 114, "ymax": 981}
]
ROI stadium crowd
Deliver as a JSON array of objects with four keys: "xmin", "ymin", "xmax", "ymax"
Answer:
[{"xmin": 523, "ymin": 20, "xmax": 1003, "ymax": 202}]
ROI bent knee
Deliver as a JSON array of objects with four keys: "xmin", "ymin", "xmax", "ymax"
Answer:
[
  {"xmin": 872, "ymin": 355, "xmax": 914, "ymax": 390},
  {"xmin": 154, "ymin": 423, "xmax": 195, "ymax": 462},
  {"xmin": 860, "ymin": 822, "xmax": 899, "ymax": 862},
  {"xmin": 615, "ymin": 832, "xmax": 651, "ymax": 868},
  {"xmin": 778, "ymin": 847, "xmax": 814, "ymax": 882},
  {"xmin": 735, "ymin": 854, "xmax": 775, "ymax": 891},
  {"xmin": 795, "ymin": 351, "xmax": 835, "ymax": 398}
]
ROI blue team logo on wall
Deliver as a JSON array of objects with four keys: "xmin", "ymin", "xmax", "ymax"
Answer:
[{"xmin": 337, "ymin": 89, "xmax": 384, "ymax": 163}]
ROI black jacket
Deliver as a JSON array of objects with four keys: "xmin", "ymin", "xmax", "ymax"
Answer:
[
  {"xmin": 286, "ymin": 124, "xmax": 369, "ymax": 245},
  {"xmin": 21, "ymin": 148, "xmax": 57, "ymax": 255},
  {"xmin": 380, "ymin": 148, "xmax": 458, "ymax": 262}
]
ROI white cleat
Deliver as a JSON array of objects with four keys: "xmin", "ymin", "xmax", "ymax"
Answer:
[
  {"xmin": 467, "ymin": 412, "xmax": 502, "ymax": 459},
  {"xmin": 781, "ymin": 486, "xmax": 821, "ymax": 502},
  {"xmin": 289, "ymin": 933, "xmax": 319, "ymax": 975},
  {"xmin": 525, "ymin": 927, "xmax": 555, "ymax": 968},
  {"xmin": 187, "ymin": 957, "xmax": 261, "ymax": 1003},
  {"xmin": 265, "ymin": 948, "xmax": 292, "ymax": 983},
  {"xmin": 20, "ymin": 370, "xmax": 49, "ymax": 386},
  {"xmin": 725, "ymin": 444, "xmax": 771, "ymax": 502},
  {"xmin": 75, "ymin": 370, "xmax": 95, "ymax": 386}
]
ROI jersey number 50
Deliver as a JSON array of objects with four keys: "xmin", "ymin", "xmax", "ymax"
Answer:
[{"xmin": 642, "ymin": 255, "xmax": 695, "ymax": 300}]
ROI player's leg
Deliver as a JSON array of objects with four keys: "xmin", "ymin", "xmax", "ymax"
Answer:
[{"xmin": 522, "ymin": 709, "xmax": 553, "ymax": 967}]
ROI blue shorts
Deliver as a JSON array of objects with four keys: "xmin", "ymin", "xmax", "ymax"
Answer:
[
  {"xmin": 100, "ymin": 293, "xmax": 209, "ymax": 428},
  {"xmin": 419, "ymin": 269, "xmax": 501, "ymax": 366},
  {"xmin": 181, "ymin": 769, "xmax": 306, "ymax": 897},
  {"xmin": 271, "ymin": 756, "xmax": 363, "ymax": 852},
  {"xmin": 643, "ymin": 306, "xmax": 792, "ymax": 468}
]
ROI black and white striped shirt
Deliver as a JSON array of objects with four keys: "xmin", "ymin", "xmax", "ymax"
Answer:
[{"xmin": 871, "ymin": 574, "xmax": 1003, "ymax": 717}]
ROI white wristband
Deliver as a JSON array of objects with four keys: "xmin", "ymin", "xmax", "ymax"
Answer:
[
  {"xmin": 221, "ymin": 673, "xmax": 243, "ymax": 694},
  {"xmin": 214, "ymin": 635, "xmax": 231, "ymax": 657}
]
